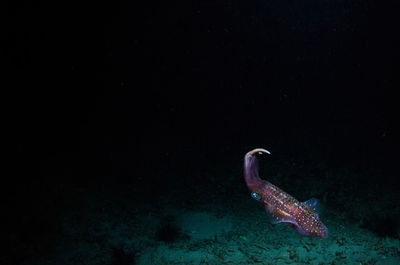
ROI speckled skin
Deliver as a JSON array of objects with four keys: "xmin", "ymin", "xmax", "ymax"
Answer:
[{"xmin": 244, "ymin": 148, "xmax": 328, "ymax": 238}]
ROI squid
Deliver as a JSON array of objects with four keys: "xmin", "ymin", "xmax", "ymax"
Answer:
[{"xmin": 244, "ymin": 148, "xmax": 328, "ymax": 238}]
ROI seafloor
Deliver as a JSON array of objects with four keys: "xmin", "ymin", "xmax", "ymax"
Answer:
[{"xmin": 20, "ymin": 157, "xmax": 400, "ymax": 265}]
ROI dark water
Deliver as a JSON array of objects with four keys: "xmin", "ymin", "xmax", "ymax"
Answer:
[{"xmin": 6, "ymin": 0, "xmax": 400, "ymax": 264}]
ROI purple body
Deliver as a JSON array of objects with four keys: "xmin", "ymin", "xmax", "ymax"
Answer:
[{"xmin": 244, "ymin": 148, "xmax": 328, "ymax": 238}]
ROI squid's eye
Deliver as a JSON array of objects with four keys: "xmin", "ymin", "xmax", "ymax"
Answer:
[{"xmin": 251, "ymin": 192, "xmax": 262, "ymax": 201}]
